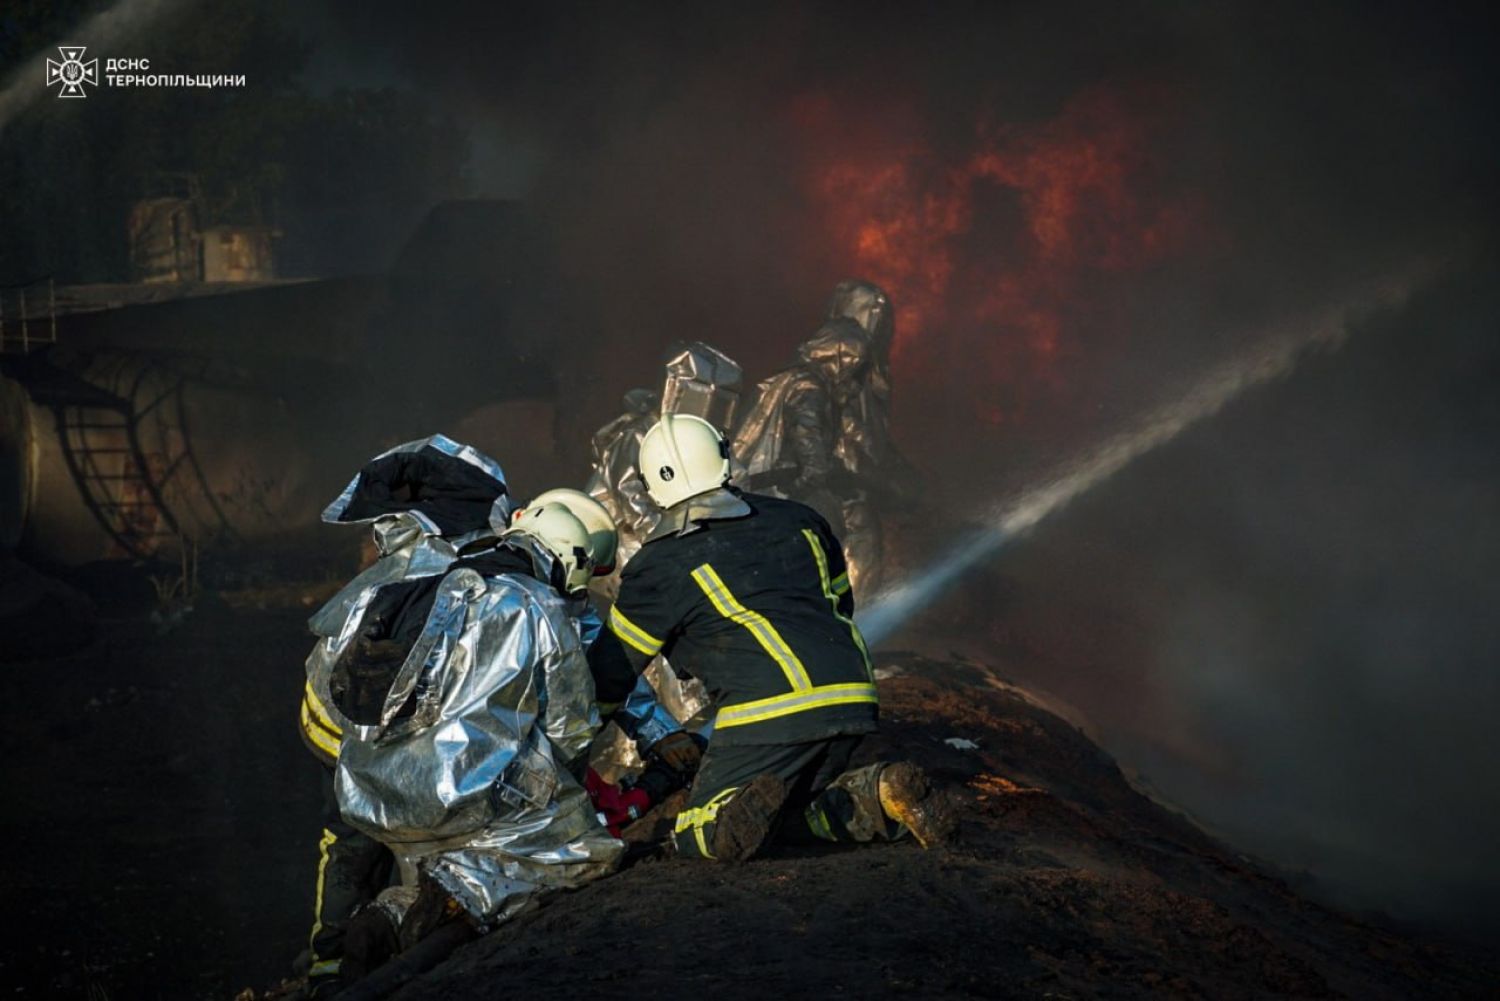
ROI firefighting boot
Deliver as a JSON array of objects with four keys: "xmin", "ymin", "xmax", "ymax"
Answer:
[
  {"xmin": 877, "ymin": 762, "xmax": 953, "ymax": 849},
  {"xmin": 339, "ymin": 904, "xmax": 400, "ymax": 985},
  {"xmin": 398, "ymin": 874, "xmax": 468, "ymax": 951},
  {"xmin": 710, "ymin": 774, "xmax": 788, "ymax": 862}
]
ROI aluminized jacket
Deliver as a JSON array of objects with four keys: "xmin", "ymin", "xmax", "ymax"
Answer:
[
  {"xmin": 304, "ymin": 434, "xmax": 678, "ymax": 766},
  {"xmin": 732, "ymin": 320, "xmax": 871, "ymax": 491},
  {"xmin": 584, "ymin": 390, "xmax": 660, "ymax": 547},
  {"xmin": 302, "ymin": 435, "xmax": 515, "ymax": 765},
  {"xmin": 335, "ymin": 537, "xmax": 624, "ymax": 925}
]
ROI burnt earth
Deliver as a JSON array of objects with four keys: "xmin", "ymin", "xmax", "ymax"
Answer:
[{"xmin": 0, "ymin": 607, "xmax": 1493, "ymax": 1000}]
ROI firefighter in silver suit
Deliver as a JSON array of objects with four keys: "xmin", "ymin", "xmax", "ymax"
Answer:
[
  {"xmin": 825, "ymin": 279, "xmax": 910, "ymax": 594},
  {"xmin": 732, "ymin": 319, "xmax": 887, "ymax": 591},
  {"xmin": 584, "ymin": 387, "xmax": 662, "ymax": 566}
]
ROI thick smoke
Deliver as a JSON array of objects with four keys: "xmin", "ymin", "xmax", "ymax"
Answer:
[
  {"xmin": 16, "ymin": 0, "xmax": 1498, "ymax": 941},
  {"xmin": 316, "ymin": 0, "xmax": 1497, "ymax": 940}
]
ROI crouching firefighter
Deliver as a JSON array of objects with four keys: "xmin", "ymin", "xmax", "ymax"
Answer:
[
  {"xmin": 329, "ymin": 501, "xmax": 635, "ymax": 979},
  {"xmin": 597, "ymin": 414, "xmax": 950, "ymax": 861},
  {"xmin": 298, "ymin": 439, "xmax": 695, "ymax": 995}
]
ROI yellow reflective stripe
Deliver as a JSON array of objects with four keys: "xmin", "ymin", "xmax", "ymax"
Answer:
[
  {"xmin": 304, "ymin": 682, "xmax": 343, "ymax": 738},
  {"xmin": 609, "ymin": 605, "xmax": 664, "ymax": 657},
  {"xmin": 802, "ymin": 530, "xmax": 873, "ymax": 680},
  {"xmin": 310, "ymin": 959, "xmax": 342, "ymax": 977},
  {"xmin": 805, "ymin": 805, "xmax": 838, "ymax": 842},
  {"xmin": 309, "ymin": 828, "xmax": 339, "ymax": 962},
  {"xmin": 674, "ymin": 786, "xmax": 741, "ymax": 859},
  {"xmin": 674, "ymin": 786, "xmax": 740, "ymax": 832},
  {"xmin": 299, "ymin": 698, "xmax": 341, "ymax": 759},
  {"xmin": 690, "ymin": 563, "xmax": 813, "ymax": 692},
  {"xmin": 831, "ymin": 572, "xmax": 850, "ymax": 595},
  {"xmin": 716, "ymin": 681, "xmax": 879, "ymax": 729}
]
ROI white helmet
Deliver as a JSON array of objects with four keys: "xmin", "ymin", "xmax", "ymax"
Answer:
[
  {"xmin": 638, "ymin": 413, "xmax": 730, "ymax": 509},
  {"xmin": 516, "ymin": 487, "xmax": 619, "ymax": 574},
  {"xmin": 502, "ymin": 501, "xmax": 595, "ymax": 593}
]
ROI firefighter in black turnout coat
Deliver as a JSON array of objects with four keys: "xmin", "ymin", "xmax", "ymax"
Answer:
[{"xmin": 599, "ymin": 414, "xmax": 949, "ymax": 860}]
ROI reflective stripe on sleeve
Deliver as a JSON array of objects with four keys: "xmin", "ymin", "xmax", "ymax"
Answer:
[
  {"xmin": 609, "ymin": 605, "xmax": 664, "ymax": 657},
  {"xmin": 690, "ymin": 563, "xmax": 813, "ymax": 692},
  {"xmin": 300, "ymin": 686, "xmax": 342, "ymax": 759}
]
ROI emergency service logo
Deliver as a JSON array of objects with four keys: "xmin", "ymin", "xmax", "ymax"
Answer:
[{"xmin": 45, "ymin": 46, "xmax": 99, "ymax": 99}]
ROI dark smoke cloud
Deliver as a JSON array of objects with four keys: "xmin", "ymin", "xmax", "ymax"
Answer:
[
  {"xmin": 17, "ymin": 0, "xmax": 1493, "ymax": 939},
  {"xmin": 295, "ymin": 0, "xmax": 1500, "ymax": 938}
]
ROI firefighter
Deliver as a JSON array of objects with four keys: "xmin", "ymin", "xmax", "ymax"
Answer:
[
  {"xmin": 298, "ymin": 435, "xmax": 513, "ymax": 995},
  {"xmin": 601, "ymin": 414, "xmax": 949, "ymax": 861},
  {"xmin": 332, "ymin": 501, "xmax": 623, "ymax": 978},
  {"xmin": 584, "ymin": 387, "xmax": 662, "ymax": 567},
  {"xmin": 298, "ymin": 440, "xmax": 693, "ymax": 995},
  {"xmin": 733, "ymin": 320, "xmax": 886, "ymax": 591}
]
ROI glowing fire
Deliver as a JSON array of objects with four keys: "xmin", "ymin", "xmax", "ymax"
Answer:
[{"xmin": 793, "ymin": 84, "xmax": 1212, "ymax": 427}]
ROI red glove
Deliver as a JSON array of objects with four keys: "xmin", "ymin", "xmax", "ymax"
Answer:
[{"xmin": 584, "ymin": 767, "xmax": 653, "ymax": 836}]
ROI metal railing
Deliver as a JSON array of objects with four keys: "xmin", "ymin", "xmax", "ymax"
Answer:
[{"xmin": 0, "ymin": 277, "xmax": 59, "ymax": 354}]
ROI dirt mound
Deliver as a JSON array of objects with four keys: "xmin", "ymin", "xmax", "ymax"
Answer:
[
  {"xmin": 2, "ymin": 604, "xmax": 1490, "ymax": 1000},
  {"xmin": 377, "ymin": 654, "xmax": 1492, "ymax": 1000}
]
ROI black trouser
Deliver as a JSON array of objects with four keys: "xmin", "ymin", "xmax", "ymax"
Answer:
[
  {"xmin": 673, "ymin": 736, "xmax": 897, "ymax": 858},
  {"xmin": 308, "ymin": 766, "xmax": 394, "ymax": 980}
]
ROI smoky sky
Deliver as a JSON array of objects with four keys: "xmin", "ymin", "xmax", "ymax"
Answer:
[
  {"xmin": 294, "ymin": 1, "xmax": 1497, "ymax": 436},
  {"xmin": 287, "ymin": 0, "xmax": 1500, "ymax": 940},
  {"xmin": 15, "ymin": 0, "xmax": 1499, "ymax": 942}
]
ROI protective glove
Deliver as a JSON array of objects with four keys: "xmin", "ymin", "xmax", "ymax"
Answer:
[
  {"xmin": 647, "ymin": 731, "xmax": 704, "ymax": 774},
  {"xmin": 584, "ymin": 767, "xmax": 653, "ymax": 836}
]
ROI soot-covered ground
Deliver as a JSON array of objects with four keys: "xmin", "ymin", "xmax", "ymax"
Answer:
[{"xmin": 1, "ymin": 595, "xmax": 1493, "ymax": 1000}]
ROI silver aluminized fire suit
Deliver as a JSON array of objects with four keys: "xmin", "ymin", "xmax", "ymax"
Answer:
[
  {"xmin": 584, "ymin": 388, "xmax": 661, "ymax": 566},
  {"xmin": 584, "ymin": 343, "xmax": 744, "ymax": 733},
  {"xmin": 731, "ymin": 319, "xmax": 891, "ymax": 591},
  {"xmin": 301, "ymin": 435, "xmax": 676, "ymax": 984},
  {"xmin": 334, "ymin": 534, "xmax": 624, "ymax": 930}
]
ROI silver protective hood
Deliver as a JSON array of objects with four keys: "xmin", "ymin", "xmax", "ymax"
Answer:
[
  {"xmin": 322, "ymin": 433, "xmax": 514, "ymax": 553},
  {"xmin": 335, "ymin": 549, "xmax": 623, "ymax": 924},
  {"xmin": 305, "ymin": 435, "xmax": 514, "ymax": 754},
  {"xmin": 661, "ymin": 340, "xmax": 744, "ymax": 432},
  {"xmin": 645, "ymin": 486, "xmax": 753, "ymax": 543},
  {"xmin": 584, "ymin": 394, "xmax": 661, "ymax": 545}
]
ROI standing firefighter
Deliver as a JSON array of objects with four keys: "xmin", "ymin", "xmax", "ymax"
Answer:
[
  {"xmin": 733, "ymin": 320, "xmax": 884, "ymax": 591},
  {"xmin": 584, "ymin": 387, "xmax": 662, "ymax": 565},
  {"xmin": 601, "ymin": 414, "xmax": 949, "ymax": 861}
]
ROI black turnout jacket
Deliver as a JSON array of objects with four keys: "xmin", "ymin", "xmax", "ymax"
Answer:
[{"xmin": 600, "ymin": 489, "xmax": 877, "ymax": 746}]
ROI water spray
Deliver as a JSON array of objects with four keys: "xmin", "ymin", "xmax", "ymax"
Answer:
[
  {"xmin": 856, "ymin": 271, "xmax": 1430, "ymax": 647},
  {"xmin": 0, "ymin": 0, "xmax": 188, "ymax": 135}
]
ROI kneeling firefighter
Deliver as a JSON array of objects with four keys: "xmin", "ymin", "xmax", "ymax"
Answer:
[
  {"xmin": 331, "ymin": 500, "xmax": 640, "ymax": 977},
  {"xmin": 598, "ymin": 414, "xmax": 950, "ymax": 861},
  {"xmin": 298, "ymin": 438, "xmax": 695, "ymax": 994}
]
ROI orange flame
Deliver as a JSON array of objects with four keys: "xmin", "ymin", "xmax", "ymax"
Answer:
[{"xmin": 793, "ymin": 83, "xmax": 1214, "ymax": 428}]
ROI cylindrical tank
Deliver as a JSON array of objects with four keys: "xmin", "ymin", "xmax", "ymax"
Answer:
[
  {"xmin": 17, "ymin": 349, "xmax": 355, "ymax": 564},
  {"xmin": 0, "ymin": 375, "xmax": 34, "ymax": 550}
]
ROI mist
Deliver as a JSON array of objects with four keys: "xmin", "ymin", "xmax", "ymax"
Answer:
[
  {"xmin": 305, "ymin": 0, "xmax": 1498, "ymax": 938},
  {"xmin": 6, "ymin": 0, "xmax": 1497, "ymax": 945}
]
